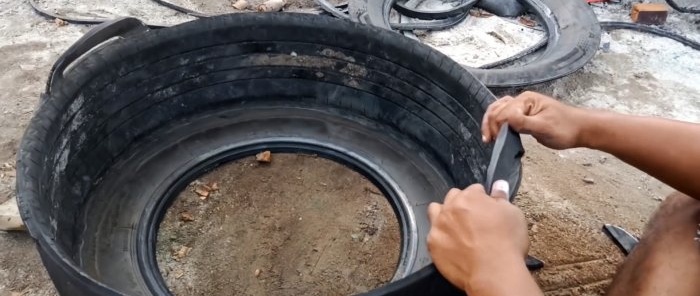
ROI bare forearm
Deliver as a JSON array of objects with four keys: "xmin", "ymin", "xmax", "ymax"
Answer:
[{"xmin": 581, "ymin": 111, "xmax": 700, "ymax": 199}]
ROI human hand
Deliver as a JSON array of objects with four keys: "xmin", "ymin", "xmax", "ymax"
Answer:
[
  {"xmin": 481, "ymin": 91, "xmax": 591, "ymax": 150},
  {"xmin": 427, "ymin": 181, "xmax": 530, "ymax": 293}
]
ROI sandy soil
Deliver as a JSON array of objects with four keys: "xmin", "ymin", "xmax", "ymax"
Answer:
[
  {"xmin": 0, "ymin": 0, "xmax": 698, "ymax": 295},
  {"xmin": 157, "ymin": 154, "xmax": 399, "ymax": 296}
]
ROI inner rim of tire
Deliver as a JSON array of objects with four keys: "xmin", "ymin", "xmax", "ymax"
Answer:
[{"xmin": 139, "ymin": 143, "xmax": 416, "ymax": 294}]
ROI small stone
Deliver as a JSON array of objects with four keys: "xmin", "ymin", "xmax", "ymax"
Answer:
[
  {"xmin": 364, "ymin": 186, "xmax": 381, "ymax": 195},
  {"xmin": 257, "ymin": 0, "xmax": 286, "ymax": 12},
  {"xmin": 0, "ymin": 198, "xmax": 25, "ymax": 231},
  {"xmin": 256, "ymin": 151, "xmax": 272, "ymax": 163},
  {"xmin": 290, "ymin": 51, "xmax": 298, "ymax": 57},
  {"xmin": 194, "ymin": 186, "xmax": 210, "ymax": 199},
  {"xmin": 653, "ymin": 196, "xmax": 664, "ymax": 201},
  {"xmin": 487, "ymin": 31, "xmax": 506, "ymax": 44},
  {"xmin": 582, "ymin": 177, "xmax": 595, "ymax": 184},
  {"xmin": 19, "ymin": 64, "xmax": 37, "ymax": 71},
  {"xmin": 180, "ymin": 212, "xmax": 195, "ymax": 222},
  {"xmin": 173, "ymin": 269, "xmax": 185, "ymax": 279},
  {"xmin": 365, "ymin": 227, "xmax": 377, "ymax": 236},
  {"xmin": 255, "ymin": 268, "xmax": 262, "ymax": 277},
  {"xmin": 469, "ymin": 9, "xmax": 493, "ymax": 17},
  {"xmin": 582, "ymin": 162, "xmax": 592, "ymax": 167},
  {"xmin": 599, "ymin": 156, "xmax": 608, "ymax": 164},
  {"xmin": 54, "ymin": 18, "xmax": 68, "ymax": 27},
  {"xmin": 173, "ymin": 246, "xmax": 192, "ymax": 260},
  {"xmin": 199, "ymin": 183, "xmax": 213, "ymax": 192},
  {"xmin": 518, "ymin": 16, "xmax": 537, "ymax": 27},
  {"xmin": 350, "ymin": 233, "xmax": 360, "ymax": 241},
  {"xmin": 531, "ymin": 224, "xmax": 538, "ymax": 233},
  {"xmin": 209, "ymin": 182, "xmax": 219, "ymax": 191},
  {"xmin": 232, "ymin": 0, "xmax": 248, "ymax": 10}
]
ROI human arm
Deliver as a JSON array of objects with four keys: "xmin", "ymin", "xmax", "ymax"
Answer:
[
  {"xmin": 427, "ymin": 181, "xmax": 543, "ymax": 296},
  {"xmin": 482, "ymin": 91, "xmax": 700, "ymax": 200}
]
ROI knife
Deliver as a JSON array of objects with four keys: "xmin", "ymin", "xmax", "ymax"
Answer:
[
  {"xmin": 484, "ymin": 124, "xmax": 524, "ymax": 199},
  {"xmin": 602, "ymin": 224, "xmax": 639, "ymax": 255},
  {"xmin": 484, "ymin": 124, "xmax": 544, "ymax": 270}
]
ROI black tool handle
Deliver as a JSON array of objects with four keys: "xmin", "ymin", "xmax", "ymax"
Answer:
[{"xmin": 45, "ymin": 17, "xmax": 149, "ymax": 94}]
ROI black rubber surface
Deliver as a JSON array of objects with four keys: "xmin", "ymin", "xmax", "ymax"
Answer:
[
  {"xmin": 475, "ymin": 0, "xmax": 525, "ymax": 17},
  {"xmin": 601, "ymin": 21, "xmax": 700, "ymax": 51},
  {"xmin": 666, "ymin": 0, "xmax": 700, "ymax": 13},
  {"xmin": 17, "ymin": 13, "xmax": 522, "ymax": 296}
]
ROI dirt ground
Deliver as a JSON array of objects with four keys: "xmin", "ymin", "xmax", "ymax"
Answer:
[
  {"xmin": 157, "ymin": 154, "xmax": 399, "ymax": 296},
  {"xmin": 0, "ymin": 0, "xmax": 699, "ymax": 295}
]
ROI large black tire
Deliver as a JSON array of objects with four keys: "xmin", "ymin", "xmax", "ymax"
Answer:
[{"xmin": 18, "ymin": 13, "xmax": 521, "ymax": 295}]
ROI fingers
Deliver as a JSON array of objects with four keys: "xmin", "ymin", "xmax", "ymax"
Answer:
[
  {"xmin": 482, "ymin": 96, "xmax": 512, "ymax": 143},
  {"xmin": 483, "ymin": 96, "xmax": 530, "ymax": 143},
  {"xmin": 428, "ymin": 202, "xmax": 442, "ymax": 225},
  {"xmin": 482, "ymin": 95, "xmax": 541, "ymax": 142},
  {"xmin": 443, "ymin": 188, "xmax": 461, "ymax": 205},
  {"xmin": 443, "ymin": 185, "xmax": 484, "ymax": 207},
  {"xmin": 490, "ymin": 180, "xmax": 510, "ymax": 201}
]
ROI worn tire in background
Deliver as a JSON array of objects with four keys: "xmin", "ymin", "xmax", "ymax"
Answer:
[
  {"xmin": 347, "ymin": 0, "xmax": 602, "ymax": 87},
  {"xmin": 467, "ymin": 0, "xmax": 602, "ymax": 87},
  {"xmin": 17, "ymin": 13, "xmax": 521, "ymax": 295}
]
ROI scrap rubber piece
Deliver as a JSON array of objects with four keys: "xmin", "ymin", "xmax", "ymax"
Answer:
[
  {"xmin": 17, "ymin": 13, "xmax": 523, "ymax": 296},
  {"xmin": 666, "ymin": 0, "xmax": 700, "ymax": 13},
  {"xmin": 600, "ymin": 21, "xmax": 700, "ymax": 51}
]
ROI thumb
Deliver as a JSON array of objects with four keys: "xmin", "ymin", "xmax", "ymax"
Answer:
[{"xmin": 490, "ymin": 180, "xmax": 510, "ymax": 201}]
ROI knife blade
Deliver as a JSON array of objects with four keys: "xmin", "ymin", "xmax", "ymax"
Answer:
[
  {"xmin": 483, "ymin": 124, "xmax": 543, "ymax": 270},
  {"xmin": 602, "ymin": 224, "xmax": 639, "ymax": 255}
]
